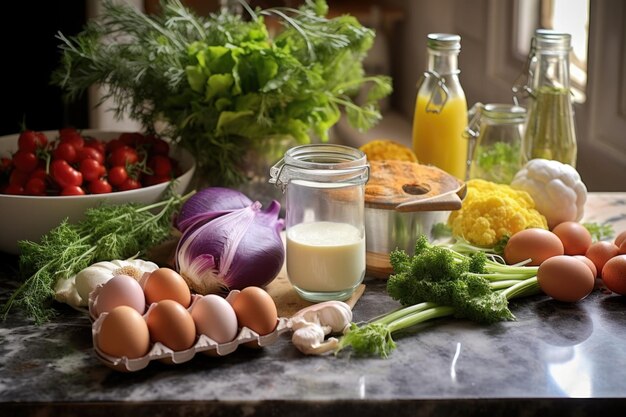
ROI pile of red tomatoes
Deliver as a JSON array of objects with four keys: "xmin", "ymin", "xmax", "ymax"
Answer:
[{"xmin": 1, "ymin": 129, "xmax": 180, "ymax": 196}]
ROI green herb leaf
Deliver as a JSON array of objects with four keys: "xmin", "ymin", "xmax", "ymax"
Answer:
[{"xmin": 582, "ymin": 222, "xmax": 614, "ymax": 242}]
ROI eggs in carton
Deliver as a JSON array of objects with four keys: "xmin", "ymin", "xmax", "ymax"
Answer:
[{"xmin": 88, "ymin": 268, "xmax": 289, "ymax": 372}]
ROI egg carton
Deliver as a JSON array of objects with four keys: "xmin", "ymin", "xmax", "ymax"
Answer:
[
  {"xmin": 88, "ymin": 287, "xmax": 291, "ymax": 372},
  {"xmin": 91, "ymin": 313, "xmax": 291, "ymax": 372}
]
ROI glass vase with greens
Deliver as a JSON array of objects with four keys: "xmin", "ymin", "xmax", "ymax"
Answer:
[{"xmin": 52, "ymin": 0, "xmax": 392, "ymax": 187}]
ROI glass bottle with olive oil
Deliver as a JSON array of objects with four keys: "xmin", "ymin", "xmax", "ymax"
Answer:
[{"xmin": 517, "ymin": 30, "xmax": 577, "ymax": 166}]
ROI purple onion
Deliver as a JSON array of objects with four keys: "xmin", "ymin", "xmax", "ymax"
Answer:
[
  {"xmin": 176, "ymin": 200, "xmax": 285, "ymax": 294},
  {"xmin": 175, "ymin": 187, "xmax": 253, "ymax": 233}
]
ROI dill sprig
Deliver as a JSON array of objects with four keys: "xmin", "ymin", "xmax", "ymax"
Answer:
[{"xmin": 1, "ymin": 190, "xmax": 192, "ymax": 324}]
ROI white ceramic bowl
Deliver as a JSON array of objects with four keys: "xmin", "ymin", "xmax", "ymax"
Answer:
[{"xmin": 0, "ymin": 129, "xmax": 196, "ymax": 254}]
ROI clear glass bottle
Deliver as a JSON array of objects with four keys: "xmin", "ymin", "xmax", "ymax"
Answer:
[
  {"xmin": 517, "ymin": 29, "xmax": 577, "ymax": 166},
  {"xmin": 465, "ymin": 103, "xmax": 526, "ymax": 184},
  {"xmin": 412, "ymin": 33, "xmax": 468, "ymax": 180},
  {"xmin": 269, "ymin": 144, "xmax": 369, "ymax": 302}
]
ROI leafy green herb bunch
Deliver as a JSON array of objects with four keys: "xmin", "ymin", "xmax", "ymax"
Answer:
[{"xmin": 53, "ymin": 0, "xmax": 392, "ymax": 185}]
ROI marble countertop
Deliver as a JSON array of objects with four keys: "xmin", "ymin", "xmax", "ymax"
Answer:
[{"xmin": 2, "ymin": 192, "xmax": 626, "ymax": 417}]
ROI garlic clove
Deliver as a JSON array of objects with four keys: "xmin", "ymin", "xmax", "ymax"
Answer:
[
  {"xmin": 54, "ymin": 275, "xmax": 84, "ymax": 307},
  {"xmin": 291, "ymin": 323, "xmax": 340, "ymax": 355},
  {"xmin": 290, "ymin": 300, "xmax": 353, "ymax": 334}
]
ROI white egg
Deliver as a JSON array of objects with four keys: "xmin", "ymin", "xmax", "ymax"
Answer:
[
  {"xmin": 93, "ymin": 274, "xmax": 146, "ymax": 317},
  {"xmin": 191, "ymin": 294, "xmax": 238, "ymax": 344}
]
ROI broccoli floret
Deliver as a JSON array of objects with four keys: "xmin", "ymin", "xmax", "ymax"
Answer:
[
  {"xmin": 413, "ymin": 234, "xmax": 430, "ymax": 256},
  {"xmin": 468, "ymin": 251, "xmax": 488, "ymax": 274},
  {"xmin": 389, "ymin": 249, "xmax": 411, "ymax": 274},
  {"xmin": 387, "ymin": 235, "xmax": 522, "ymax": 324}
]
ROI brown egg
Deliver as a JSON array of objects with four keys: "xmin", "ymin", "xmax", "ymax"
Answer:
[
  {"xmin": 230, "ymin": 286, "xmax": 278, "ymax": 335},
  {"xmin": 538, "ymin": 255, "xmax": 595, "ymax": 302},
  {"xmin": 146, "ymin": 300, "xmax": 196, "ymax": 351},
  {"xmin": 573, "ymin": 255, "xmax": 597, "ymax": 278},
  {"xmin": 552, "ymin": 221, "xmax": 592, "ymax": 255},
  {"xmin": 143, "ymin": 268, "xmax": 191, "ymax": 308},
  {"xmin": 98, "ymin": 306, "xmax": 150, "ymax": 359},
  {"xmin": 585, "ymin": 241, "xmax": 619, "ymax": 275},
  {"xmin": 601, "ymin": 255, "xmax": 626, "ymax": 295},
  {"xmin": 504, "ymin": 228, "xmax": 564, "ymax": 266},
  {"xmin": 619, "ymin": 240, "xmax": 626, "ymax": 255},
  {"xmin": 614, "ymin": 230, "xmax": 626, "ymax": 247}
]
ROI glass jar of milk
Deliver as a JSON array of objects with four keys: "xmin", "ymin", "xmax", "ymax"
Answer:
[{"xmin": 270, "ymin": 144, "xmax": 370, "ymax": 302}]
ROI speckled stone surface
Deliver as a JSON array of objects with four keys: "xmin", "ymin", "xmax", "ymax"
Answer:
[{"xmin": 1, "ymin": 193, "xmax": 626, "ymax": 416}]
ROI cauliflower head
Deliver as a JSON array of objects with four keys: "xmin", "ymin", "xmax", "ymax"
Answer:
[
  {"xmin": 448, "ymin": 179, "xmax": 548, "ymax": 247},
  {"xmin": 510, "ymin": 159, "xmax": 587, "ymax": 229}
]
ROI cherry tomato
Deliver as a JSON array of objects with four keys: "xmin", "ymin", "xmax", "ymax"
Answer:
[
  {"xmin": 61, "ymin": 185, "xmax": 85, "ymax": 196},
  {"xmin": 107, "ymin": 166, "xmax": 128, "ymax": 187},
  {"xmin": 0, "ymin": 157, "xmax": 12, "ymax": 173},
  {"xmin": 150, "ymin": 137, "xmax": 170, "ymax": 156},
  {"xmin": 25, "ymin": 177, "xmax": 46, "ymax": 196},
  {"xmin": 12, "ymin": 150, "xmax": 38, "ymax": 173},
  {"xmin": 118, "ymin": 177, "xmax": 141, "ymax": 191},
  {"xmin": 4, "ymin": 183, "xmax": 24, "ymax": 195},
  {"xmin": 77, "ymin": 146, "xmax": 104, "ymax": 164},
  {"xmin": 84, "ymin": 138, "xmax": 106, "ymax": 155},
  {"xmin": 18, "ymin": 130, "xmax": 47, "ymax": 153},
  {"xmin": 119, "ymin": 132, "xmax": 145, "ymax": 146},
  {"xmin": 148, "ymin": 155, "xmax": 173, "ymax": 177},
  {"xmin": 51, "ymin": 159, "xmax": 83, "ymax": 188},
  {"xmin": 59, "ymin": 127, "xmax": 79, "ymax": 138},
  {"xmin": 29, "ymin": 168, "xmax": 47, "ymax": 181},
  {"xmin": 53, "ymin": 142, "xmax": 77, "ymax": 163},
  {"xmin": 80, "ymin": 159, "xmax": 106, "ymax": 182},
  {"xmin": 106, "ymin": 138, "xmax": 126, "ymax": 153},
  {"xmin": 59, "ymin": 129, "xmax": 84, "ymax": 149},
  {"xmin": 89, "ymin": 178, "xmax": 113, "ymax": 194},
  {"xmin": 143, "ymin": 174, "xmax": 170, "ymax": 186},
  {"xmin": 0, "ymin": 158, "xmax": 11, "ymax": 185},
  {"xmin": 109, "ymin": 146, "xmax": 139, "ymax": 167},
  {"xmin": 9, "ymin": 170, "xmax": 29, "ymax": 186}
]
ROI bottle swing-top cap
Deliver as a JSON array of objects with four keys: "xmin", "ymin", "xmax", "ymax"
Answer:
[{"xmin": 427, "ymin": 33, "xmax": 461, "ymax": 52}]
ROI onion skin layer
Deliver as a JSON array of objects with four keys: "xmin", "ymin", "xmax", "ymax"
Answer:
[{"xmin": 176, "ymin": 200, "xmax": 285, "ymax": 294}]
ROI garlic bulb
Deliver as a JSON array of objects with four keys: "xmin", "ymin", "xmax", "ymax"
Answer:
[
  {"xmin": 54, "ymin": 259, "xmax": 159, "ymax": 308},
  {"xmin": 289, "ymin": 301, "xmax": 353, "ymax": 355}
]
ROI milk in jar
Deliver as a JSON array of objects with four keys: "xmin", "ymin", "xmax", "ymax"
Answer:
[
  {"xmin": 286, "ymin": 221, "xmax": 365, "ymax": 293},
  {"xmin": 269, "ymin": 144, "xmax": 369, "ymax": 302}
]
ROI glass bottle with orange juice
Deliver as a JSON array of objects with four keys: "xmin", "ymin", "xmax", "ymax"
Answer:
[{"xmin": 412, "ymin": 33, "xmax": 468, "ymax": 180}]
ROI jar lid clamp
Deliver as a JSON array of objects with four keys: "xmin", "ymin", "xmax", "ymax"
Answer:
[{"xmin": 269, "ymin": 144, "xmax": 370, "ymax": 193}]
